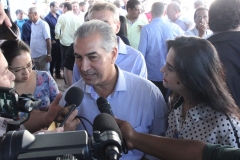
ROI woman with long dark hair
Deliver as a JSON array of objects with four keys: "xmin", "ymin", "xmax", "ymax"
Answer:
[{"xmin": 161, "ymin": 36, "xmax": 240, "ymax": 148}]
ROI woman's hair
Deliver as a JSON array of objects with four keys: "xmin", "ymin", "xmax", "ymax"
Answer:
[
  {"xmin": 167, "ymin": 36, "xmax": 240, "ymax": 118},
  {"xmin": 117, "ymin": 15, "xmax": 128, "ymax": 37},
  {"xmin": 0, "ymin": 40, "xmax": 30, "ymax": 66}
]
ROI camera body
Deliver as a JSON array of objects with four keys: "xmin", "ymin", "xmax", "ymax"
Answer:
[{"xmin": 0, "ymin": 87, "xmax": 20, "ymax": 120}]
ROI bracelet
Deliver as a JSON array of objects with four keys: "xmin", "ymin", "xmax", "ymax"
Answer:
[{"xmin": 47, "ymin": 54, "xmax": 51, "ymax": 57}]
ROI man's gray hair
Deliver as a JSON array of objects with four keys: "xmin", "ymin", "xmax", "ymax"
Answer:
[
  {"xmin": 74, "ymin": 20, "xmax": 117, "ymax": 52},
  {"xmin": 29, "ymin": 7, "xmax": 39, "ymax": 14},
  {"xmin": 88, "ymin": 2, "xmax": 119, "ymax": 23},
  {"xmin": 171, "ymin": 1, "xmax": 181, "ymax": 13}
]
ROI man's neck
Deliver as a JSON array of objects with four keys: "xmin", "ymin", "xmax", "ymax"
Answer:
[
  {"xmin": 73, "ymin": 11, "xmax": 80, "ymax": 15},
  {"xmin": 93, "ymin": 66, "xmax": 118, "ymax": 98},
  {"xmin": 126, "ymin": 14, "xmax": 137, "ymax": 23},
  {"xmin": 50, "ymin": 11, "xmax": 56, "ymax": 17}
]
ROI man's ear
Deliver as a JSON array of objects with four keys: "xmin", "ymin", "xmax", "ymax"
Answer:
[
  {"xmin": 115, "ymin": 21, "xmax": 121, "ymax": 34},
  {"xmin": 111, "ymin": 47, "xmax": 118, "ymax": 64}
]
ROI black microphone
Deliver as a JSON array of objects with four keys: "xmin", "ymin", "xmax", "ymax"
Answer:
[
  {"xmin": 65, "ymin": 87, "xmax": 84, "ymax": 107},
  {"xmin": 96, "ymin": 97, "xmax": 128, "ymax": 154},
  {"xmin": 59, "ymin": 87, "xmax": 84, "ymax": 127},
  {"xmin": 93, "ymin": 113, "xmax": 122, "ymax": 160},
  {"xmin": 97, "ymin": 97, "xmax": 114, "ymax": 116}
]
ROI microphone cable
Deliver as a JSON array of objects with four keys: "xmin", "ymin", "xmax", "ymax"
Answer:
[{"xmin": 76, "ymin": 116, "xmax": 93, "ymax": 137}]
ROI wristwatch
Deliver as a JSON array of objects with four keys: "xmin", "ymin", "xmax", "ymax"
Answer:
[{"xmin": 47, "ymin": 54, "xmax": 51, "ymax": 57}]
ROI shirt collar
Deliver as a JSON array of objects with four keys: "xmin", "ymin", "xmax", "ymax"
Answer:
[
  {"xmin": 49, "ymin": 12, "xmax": 59, "ymax": 18},
  {"xmin": 34, "ymin": 18, "xmax": 41, "ymax": 25},
  {"xmin": 175, "ymin": 103, "xmax": 209, "ymax": 122},
  {"xmin": 83, "ymin": 65, "xmax": 127, "ymax": 100},
  {"xmin": 117, "ymin": 36, "xmax": 127, "ymax": 55}
]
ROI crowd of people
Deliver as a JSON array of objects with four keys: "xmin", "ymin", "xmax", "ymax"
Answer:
[{"xmin": 0, "ymin": 0, "xmax": 240, "ymax": 159}]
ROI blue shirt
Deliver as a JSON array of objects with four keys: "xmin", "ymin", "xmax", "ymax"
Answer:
[
  {"xmin": 21, "ymin": 20, "xmax": 31, "ymax": 46},
  {"xmin": 72, "ymin": 37, "xmax": 148, "ymax": 83},
  {"xmin": 60, "ymin": 66, "xmax": 168, "ymax": 160},
  {"xmin": 15, "ymin": 18, "xmax": 28, "ymax": 33},
  {"xmin": 44, "ymin": 12, "xmax": 59, "ymax": 41},
  {"xmin": 138, "ymin": 17, "xmax": 184, "ymax": 81}
]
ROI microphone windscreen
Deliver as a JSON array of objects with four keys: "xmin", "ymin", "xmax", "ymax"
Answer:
[
  {"xmin": 97, "ymin": 97, "xmax": 111, "ymax": 112},
  {"xmin": 93, "ymin": 113, "xmax": 122, "ymax": 141},
  {"xmin": 65, "ymin": 87, "xmax": 84, "ymax": 106}
]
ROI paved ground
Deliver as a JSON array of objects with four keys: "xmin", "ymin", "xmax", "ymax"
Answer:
[{"xmin": 54, "ymin": 76, "xmax": 68, "ymax": 93}]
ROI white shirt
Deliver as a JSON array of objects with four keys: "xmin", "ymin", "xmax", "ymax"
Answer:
[
  {"xmin": 185, "ymin": 26, "xmax": 213, "ymax": 39},
  {"xmin": 166, "ymin": 103, "xmax": 240, "ymax": 148},
  {"xmin": 30, "ymin": 18, "xmax": 51, "ymax": 58}
]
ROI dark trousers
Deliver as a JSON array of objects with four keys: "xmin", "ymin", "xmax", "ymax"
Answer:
[
  {"xmin": 60, "ymin": 44, "xmax": 69, "ymax": 68},
  {"xmin": 151, "ymin": 81, "xmax": 169, "ymax": 103},
  {"xmin": 50, "ymin": 40, "xmax": 61, "ymax": 76}
]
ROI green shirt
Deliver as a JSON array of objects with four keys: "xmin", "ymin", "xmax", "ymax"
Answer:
[
  {"xmin": 125, "ymin": 15, "xmax": 148, "ymax": 50},
  {"xmin": 203, "ymin": 144, "xmax": 240, "ymax": 160}
]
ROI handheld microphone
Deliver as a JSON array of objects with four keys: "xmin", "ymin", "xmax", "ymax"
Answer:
[
  {"xmin": 92, "ymin": 113, "xmax": 122, "ymax": 160},
  {"xmin": 59, "ymin": 87, "xmax": 84, "ymax": 127},
  {"xmin": 97, "ymin": 97, "xmax": 114, "ymax": 116},
  {"xmin": 96, "ymin": 97, "xmax": 128, "ymax": 155}
]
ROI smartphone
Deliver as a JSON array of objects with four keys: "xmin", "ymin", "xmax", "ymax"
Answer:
[{"xmin": 0, "ymin": 87, "xmax": 18, "ymax": 119}]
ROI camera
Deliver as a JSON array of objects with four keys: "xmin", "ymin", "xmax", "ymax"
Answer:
[
  {"xmin": 0, "ymin": 87, "xmax": 41, "ymax": 132},
  {"xmin": 0, "ymin": 113, "xmax": 123, "ymax": 160}
]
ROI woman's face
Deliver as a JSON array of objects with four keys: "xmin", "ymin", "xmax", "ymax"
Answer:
[
  {"xmin": 160, "ymin": 47, "xmax": 185, "ymax": 93},
  {"xmin": 9, "ymin": 51, "xmax": 33, "ymax": 83}
]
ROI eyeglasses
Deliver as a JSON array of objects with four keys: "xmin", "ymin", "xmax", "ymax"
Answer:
[{"xmin": 8, "ymin": 61, "xmax": 35, "ymax": 74}]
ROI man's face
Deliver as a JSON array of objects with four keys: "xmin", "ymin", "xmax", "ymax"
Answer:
[
  {"xmin": 90, "ymin": 10, "xmax": 120, "ymax": 34},
  {"xmin": 167, "ymin": 4, "xmax": 177, "ymax": 22},
  {"xmin": 17, "ymin": 11, "xmax": 23, "ymax": 20},
  {"xmin": 74, "ymin": 34, "xmax": 117, "ymax": 87},
  {"xmin": 0, "ymin": 53, "xmax": 15, "ymax": 88},
  {"xmin": 80, "ymin": 5, "xmax": 86, "ymax": 12},
  {"xmin": 28, "ymin": 10, "xmax": 36, "ymax": 22},
  {"xmin": 51, "ymin": 3, "xmax": 59, "ymax": 13},
  {"xmin": 72, "ymin": 3, "xmax": 79, "ymax": 13},
  {"xmin": 128, "ymin": 4, "xmax": 141, "ymax": 19},
  {"xmin": 194, "ymin": 9, "xmax": 208, "ymax": 29}
]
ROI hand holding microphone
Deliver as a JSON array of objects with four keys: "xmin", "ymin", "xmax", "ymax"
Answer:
[{"xmin": 54, "ymin": 87, "xmax": 84, "ymax": 130}]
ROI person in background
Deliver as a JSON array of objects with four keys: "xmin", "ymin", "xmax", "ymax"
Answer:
[
  {"xmin": 55, "ymin": 2, "xmax": 81, "ymax": 86},
  {"xmin": 21, "ymin": 19, "xmax": 31, "ymax": 46},
  {"xmin": 162, "ymin": 36, "xmax": 240, "ymax": 147},
  {"xmin": 1, "ymin": 40, "xmax": 59, "ymax": 111},
  {"xmin": 167, "ymin": 1, "xmax": 194, "ymax": 31},
  {"xmin": 194, "ymin": 0, "xmax": 205, "ymax": 9},
  {"xmin": 79, "ymin": 2, "xmax": 87, "ymax": 13},
  {"xmin": 28, "ymin": 7, "xmax": 51, "ymax": 71},
  {"xmin": 125, "ymin": 0, "xmax": 148, "ymax": 49},
  {"xmin": 138, "ymin": 2, "xmax": 183, "ymax": 102},
  {"xmin": 116, "ymin": 15, "xmax": 130, "ymax": 45},
  {"xmin": 207, "ymin": 0, "xmax": 240, "ymax": 107},
  {"xmin": 44, "ymin": 1, "xmax": 62, "ymax": 79},
  {"xmin": 14, "ymin": 9, "xmax": 28, "ymax": 34},
  {"xmin": 185, "ymin": 6, "xmax": 212, "ymax": 38},
  {"xmin": 57, "ymin": 2, "xmax": 64, "ymax": 15}
]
